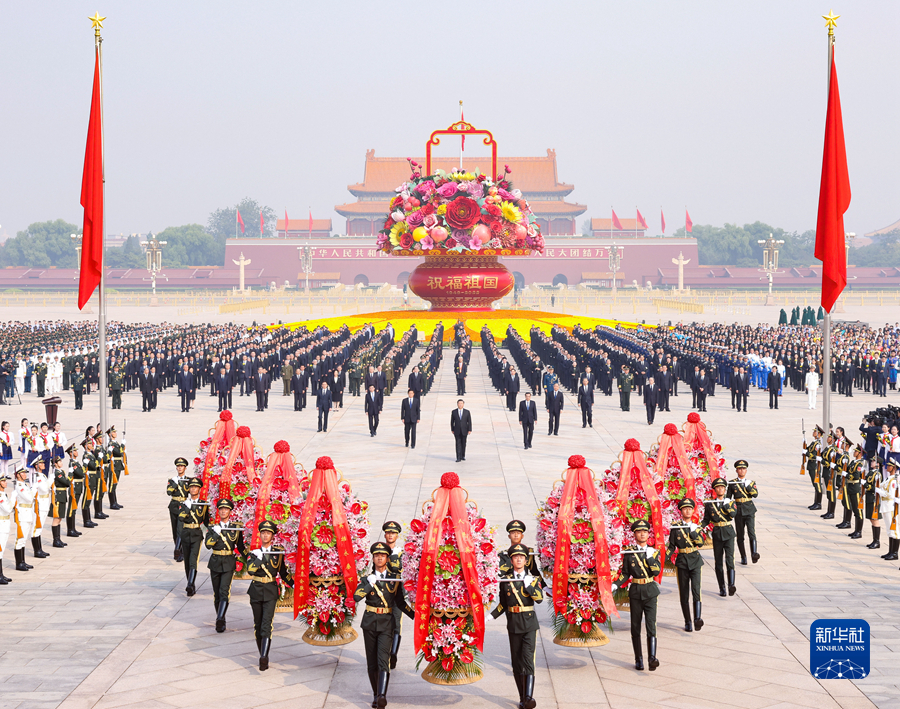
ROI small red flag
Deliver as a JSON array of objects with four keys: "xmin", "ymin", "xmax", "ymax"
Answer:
[
  {"xmin": 815, "ymin": 48, "xmax": 851, "ymax": 313},
  {"xmin": 660, "ymin": 209, "xmax": 666, "ymax": 234},
  {"xmin": 685, "ymin": 209, "xmax": 693, "ymax": 234},
  {"xmin": 636, "ymin": 208, "xmax": 648, "ymax": 230},
  {"xmin": 260, "ymin": 211, "xmax": 264, "ymax": 236},
  {"xmin": 611, "ymin": 209, "xmax": 623, "ymax": 231},
  {"xmin": 236, "ymin": 210, "xmax": 245, "ymax": 233},
  {"xmin": 308, "ymin": 209, "xmax": 313, "ymax": 237},
  {"xmin": 284, "ymin": 209, "xmax": 289, "ymax": 237},
  {"xmin": 78, "ymin": 46, "xmax": 103, "ymax": 310}
]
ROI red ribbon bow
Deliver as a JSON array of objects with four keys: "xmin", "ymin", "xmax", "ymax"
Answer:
[
  {"xmin": 219, "ymin": 431, "xmax": 258, "ymax": 512},
  {"xmin": 200, "ymin": 415, "xmax": 237, "ymax": 500},
  {"xmin": 655, "ymin": 427, "xmax": 700, "ymax": 523},
  {"xmin": 683, "ymin": 416, "xmax": 719, "ymax": 479}
]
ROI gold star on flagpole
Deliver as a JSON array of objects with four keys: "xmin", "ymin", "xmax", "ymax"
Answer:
[
  {"xmin": 822, "ymin": 10, "xmax": 839, "ymax": 35},
  {"xmin": 89, "ymin": 11, "xmax": 106, "ymax": 36}
]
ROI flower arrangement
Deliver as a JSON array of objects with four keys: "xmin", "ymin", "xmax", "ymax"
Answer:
[
  {"xmin": 377, "ymin": 162, "xmax": 544, "ymax": 256},
  {"xmin": 403, "ymin": 472, "xmax": 498, "ymax": 684},
  {"xmin": 294, "ymin": 456, "xmax": 370, "ymax": 645},
  {"xmin": 535, "ymin": 455, "xmax": 616, "ymax": 647}
]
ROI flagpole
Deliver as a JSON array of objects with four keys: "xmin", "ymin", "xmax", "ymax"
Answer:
[
  {"xmin": 93, "ymin": 15, "xmax": 109, "ymax": 440},
  {"xmin": 459, "ymin": 100, "xmax": 463, "ymax": 170},
  {"xmin": 822, "ymin": 11, "xmax": 837, "ymax": 435}
]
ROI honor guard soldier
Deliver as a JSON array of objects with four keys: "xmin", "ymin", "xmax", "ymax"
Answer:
[
  {"xmin": 703, "ymin": 477, "xmax": 736, "ymax": 596},
  {"xmin": 821, "ymin": 431, "xmax": 839, "ymax": 520},
  {"xmin": 490, "ymin": 543, "xmax": 544, "ymax": 709},
  {"xmin": 667, "ymin": 498, "xmax": 705, "ymax": 632},
  {"xmin": 729, "ymin": 460, "xmax": 760, "ymax": 564},
  {"xmin": 13, "ymin": 464, "xmax": 37, "ymax": 570},
  {"xmin": 204, "ymin": 498, "xmax": 245, "ymax": 633},
  {"xmin": 106, "ymin": 426, "xmax": 125, "ymax": 510},
  {"xmin": 803, "ymin": 425, "xmax": 824, "ymax": 510},
  {"xmin": 843, "ymin": 445, "xmax": 866, "ymax": 540},
  {"xmin": 834, "ymin": 437, "xmax": 853, "ymax": 530},
  {"xmin": 353, "ymin": 541, "xmax": 414, "ymax": 708},
  {"xmin": 246, "ymin": 520, "xmax": 293, "ymax": 671},
  {"xmin": 65, "ymin": 443, "xmax": 84, "ymax": 538},
  {"xmin": 71, "ymin": 364, "xmax": 85, "ymax": 410},
  {"xmin": 49, "ymin": 456, "xmax": 69, "ymax": 548},
  {"xmin": 81, "ymin": 438, "xmax": 100, "ymax": 528},
  {"xmin": 877, "ymin": 461, "xmax": 899, "ymax": 561},
  {"xmin": 864, "ymin": 458, "xmax": 883, "ymax": 549},
  {"xmin": 381, "ymin": 521, "xmax": 404, "ymax": 669},
  {"xmin": 618, "ymin": 364, "xmax": 633, "ymax": 412},
  {"xmin": 178, "ymin": 477, "xmax": 209, "ymax": 596},
  {"xmin": 0, "ymin": 472, "xmax": 13, "ymax": 583},
  {"xmin": 499, "ymin": 520, "xmax": 546, "ymax": 590},
  {"xmin": 91, "ymin": 432, "xmax": 109, "ymax": 520},
  {"xmin": 109, "ymin": 365, "xmax": 124, "ymax": 409},
  {"xmin": 166, "ymin": 458, "xmax": 190, "ymax": 561},
  {"xmin": 611, "ymin": 519, "xmax": 662, "ymax": 672},
  {"xmin": 31, "ymin": 459, "xmax": 51, "ymax": 559}
]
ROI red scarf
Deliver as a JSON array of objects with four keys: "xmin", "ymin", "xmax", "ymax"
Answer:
[
  {"xmin": 655, "ymin": 427, "xmax": 700, "ymax": 522},
  {"xmin": 200, "ymin": 411, "xmax": 236, "ymax": 500},
  {"xmin": 414, "ymin": 475, "xmax": 485, "ymax": 653},
  {"xmin": 293, "ymin": 460, "xmax": 358, "ymax": 619},
  {"xmin": 615, "ymin": 441, "xmax": 665, "ymax": 580},
  {"xmin": 552, "ymin": 461, "xmax": 618, "ymax": 619}
]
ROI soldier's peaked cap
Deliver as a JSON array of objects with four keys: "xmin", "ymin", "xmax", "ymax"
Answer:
[
  {"xmin": 630, "ymin": 519, "xmax": 651, "ymax": 533},
  {"xmin": 506, "ymin": 520, "xmax": 526, "ymax": 533},
  {"xmin": 678, "ymin": 498, "xmax": 696, "ymax": 509},
  {"xmin": 174, "ymin": 457, "xmax": 189, "ymax": 467},
  {"xmin": 711, "ymin": 477, "xmax": 728, "ymax": 488},
  {"xmin": 258, "ymin": 520, "xmax": 277, "ymax": 534},
  {"xmin": 381, "ymin": 521, "xmax": 402, "ymax": 534},
  {"xmin": 370, "ymin": 541, "xmax": 391, "ymax": 555},
  {"xmin": 217, "ymin": 498, "xmax": 234, "ymax": 510},
  {"xmin": 507, "ymin": 543, "xmax": 529, "ymax": 557},
  {"xmin": 733, "ymin": 460, "xmax": 749, "ymax": 469}
]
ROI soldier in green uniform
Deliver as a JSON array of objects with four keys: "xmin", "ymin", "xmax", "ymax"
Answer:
[
  {"xmin": 617, "ymin": 364, "xmax": 633, "ymax": 411},
  {"xmin": 49, "ymin": 455, "xmax": 69, "ymax": 549},
  {"xmin": 92, "ymin": 432, "xmax": 110, "ymax": 520},
  {"xmin": 843, "ymin": 444, "xmax": 866, "ymax": 540},
  {"xmin": 65, "ymin": 443, "xmax": 84, "ymax": 537},
  {"xmin": 71, "ymin": 364, "xmax": 86, "ymax": 410},
  {"xmin": 729, "ymin": 460, "xmax": 760, "ymax": 565},
  {"xmin": 803, "ymin": 424, "xmax": 824, "ymax": 510},
  {"xmin": 204, "ymin": 498, "xmax": 245, "ymax": 633},
  {"xmin": 349, "ymin": 358, "xmax": 362, "ymax": 397},
  {"xmin": 82, "ymin": 436, "xmax": 103, "ymax": 525},
  {"xmin": 821, "ymin": 431, "xmax": 839, "ymax": 520},
  {"xmin": 835, "ymin": 437, "xmax": 854, "ymax": 531},
  {"xmin": 864, "ymin": 457, "xmax": 883, "ymax": 549},
  {"xmin": 246, "ymin": 520, "xmax": 293, "ymax": 671},
  {"xmin": 611, "ymin": 519, "xmax": 662, "ymax": 672},
  {"xmin": 178, "ymin": 477, "xmax": 209, "ymax": 597},
  {"xmin": 106, "ymin": 426, "xmax": 125, "ymax": 510},
  {"xmin": 667, "ymin": 498, "xmax": 705, "ymax": 632},
  {"xmin": 167, "ymin": 457, "xmax": 190, "ymax": 562},
  {"xmin": 280, "ymin": 358, "xmax": 293, "ymax": 396},
  {"xmin": 490, "ymin": 543, "xmax": 544, "ymax": 709},
  {"xmin": 384, "ymin": 359, "xmax": 394, "ymax": 396},
  {"xmin": 499, "ymin": 520, "xmax": 546, "ymax": 591},
  {"xmin": 35, "ymin": 359, "xmax": 47, "ymax": 397},
  {"xmin": 354, "ymin": 541, "xmax": 414, "ymax": 708},
  {"xmin": 703, "ymin": 477, "xmax": 736, "ymax": 596},
  {"xmin": 109, "ymin": 365, "xmax": 123, "ymax": 409},
  {"xmin": 381, "ymin": 521, "xmax": 404, "ymax": 669}
]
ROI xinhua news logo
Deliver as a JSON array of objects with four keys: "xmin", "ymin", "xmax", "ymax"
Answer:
[{"xmin": 810, "ymin": 619, "xmax": 870, "ymax": 680}]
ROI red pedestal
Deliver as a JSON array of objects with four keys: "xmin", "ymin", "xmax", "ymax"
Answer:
[{"xmin": 407, "ymin": 254, "xmax": 515, "ymax": 311}]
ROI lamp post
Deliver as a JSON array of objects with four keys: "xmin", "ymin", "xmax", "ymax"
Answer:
[
  {"xmin": 70, "ymin": 233, "xmax": 83, "ymax": 268},
  {"xmin": 298, "ymin": 244, "xmax": 313, "ymax": 293},
  {"xmin": 757, "ymin": 233, "xmax": 784, "ymax": 304},
  {"xmin": 607, "ymin": 242, "xmax": 623, "ymax": 295},
  {"xmin": 140, "ymin": 235, "xmax": 167, "ymax": 297},
  {"xmin": 833, "ymin": 232, "xmax": 856, "ymax": 313}
]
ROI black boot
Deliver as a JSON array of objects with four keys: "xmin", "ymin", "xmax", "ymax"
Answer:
[
  {"xmin": 368, "ymin": 669, "xmax": 378, "ymax": 708},
  {"xmin": 259, "ymin": 638, "xmax": 271, "ymax": 671},
  {"xmin": 728, "ymin": 569, "xmax": 737, "ymax": 596},
  {"xmin": 867, "ymin": 526, "xmax": 881, "ymax": 549},
  {"xmin": 185, "ymin": 569, "xmax": 197, "ymax": 596},
  {"xmin": 737, "ymin": 539, "xmax": 747, "ymax": 566},
  {"xmin": 808, "ymin": 490, "xmax": 822, "ymax": 510},
  {"xmin": 647, "ymin": 637, "xmax": 659, "ymax": 671},
  {"xmin": 750, "ymin": 539, "xmax": 760, "ymax": 564},
  {"xmin": 0, "ymin": 560, "xmax": 9, "ymax": 583},
  {"xmin": 693, "ymin": 601, "xmax": 704, "ymax": 630},
  {"xmin": 32, "ymin": 536, "xmax": 50, "ymax": 558},
  {"xmin": 14, "ymin": 548, "xmax": 30, "ymax": 571},
  {"xmin": 83, "ymin": 508, "xmax": 97, "ymax": 528},
  {"xmin": 66, "ymin": 516, "xmax": 81, "ymax": 537},
  {"xmin": 513, "ymin": 674, "xmax": 525, "ymax": 707},
  {"xmin": 632, "ymin": 635, "xmax": 644, "ymax": 670},
  {"xmin": 174, "ymin": 538, "xmax": 183, "ymax": 563},
  {"xmin": 884, "ymin": 538, "xmax": 899, "ymax": 561},
  {"xmin": 375, "ymin": 670, "xmax": 388, "ymax": 707},
  {"xmin": 215, "ymin": 601, "xmax": 228, "ymax": 633},
  {"xmin": 389, "ymin": 632, "xmax": 401, "ymax": 670},
  {"xmin": 716, "ymin": 568, "xmax": 726, "ymax": 597},
  {"xmin": 821, "ymin": 499, "xmax": 835, "ymax": 520},
  {"xmin": 849, "ymin": 518, "xmax": 863, "ymax": 539},
  {"xmin": 94, "ymin": 499, "xmax": 109, "ymax": 520},
  {"xmin": 109, "ymin": 491, "xmax": 123, "ymax": 510},
  {"xmin": 522, "ymin": 675, "xmax": 536, "ymax": 709},
  {"xmin": 51, "ymin": 525, "xmax": 66, "ymax": 548},
  {"xmin": 836, "ymin": 508, "xmax": 851, "ymax": 529}
]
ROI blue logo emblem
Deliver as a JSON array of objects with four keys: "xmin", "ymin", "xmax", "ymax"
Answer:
[{"xmin": 810, "ymin": 619, "xmax": 869, "ymax": 679}]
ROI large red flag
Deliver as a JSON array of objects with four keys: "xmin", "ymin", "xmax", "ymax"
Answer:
[
  {"xmin": 78, "ymin": 46, "xmax": 103, "ymax": 310},
  {"xmin": 660, "ymin": 208, "xmax": 666, "ymax": 234},
  {"xmin": 611, "ymin": 209, "xmax": 623, "ymax": 231},
  {"xmin": 685, "ymin": 209, "xmax": 693, "ymax": 233},
  {"xmin": 284, "ymin": 209, "xmax": 289, "ymax": 237},
  {"xmin": 308, "ymin": 208, "xmax": 313, "ymax": 237},
  {"xmin": 636, "ymin": 208, "xmax": 648, "ymax": 230},
  {"xmin": 815, "ymin": 48, "xmax": 851, "ymax": 312},
  {"xmin": 259, "ymin": 210, "xmax": 264, "ymax": 236},
  {"xmin": 236, "ymin": 210, "xmax": 245, "ymax": 233}
]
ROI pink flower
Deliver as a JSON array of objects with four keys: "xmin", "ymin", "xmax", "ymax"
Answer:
[
  {"xmin": 423, "ymin": 214, "xmax": 438, "ymax": 229},
  {"xmin": 437, "ymin": 182, "xmax": 458, "ymax": 198},
  {"xmin": 406, "ymin": 210, "xmax": 424, "ymax": 228},
  {"xmin": 420, "ymin": 236, "xmax": 435, "ymax": 250},
  {"xmin": 416, "ymin": 181, "xmax": 436, "ymax": 197}
]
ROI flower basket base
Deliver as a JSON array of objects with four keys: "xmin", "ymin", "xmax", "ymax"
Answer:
[
  {"xmin": 275, "ymin": 587, "xmax": 294, "ymax": 613},
  {"xmin": 699, "ymin": 538, "xmax": 714, "ymax": 550},
  {"xmin": 233, "ymin": 569, "xmax": 249, "ymax": 581},
  {"xmin": 663, "ymin": 565, "xmax": 677, "ymax": 577},
  {"xmin": 421, "ymin": 661, "xmax": 483, "ymax": 686},
  {"xmin": 302, "ymin": 623, "xmax": 359, "ymax": 647},
  {"xmin": 614, "ymin": 599, "xmax": 630, "ymax": 613},
  {"xmin": 553, "ymin": 625, "xmax": 611, "ymax": 648}
]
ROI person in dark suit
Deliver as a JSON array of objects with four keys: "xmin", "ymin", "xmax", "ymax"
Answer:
[
  {"xmin": 655, "ymin": 365, "xmax": 672, "ymax": 412},
  {"xmin": 766, "ymin": 366, "xmax": 781, "ymax": 409},
  {"xmin": 316, "ymin": 381, "xmax": 333, "ymax": 432},
  {"xmin": 518, "ymin": 392, "xmax": 537, "ymax": 449},
  {"xmin": 734, "ymin": 366, "xmax": 749, "ymax": 412},
  {"xmin": 454, "ymin": 355, "xmax": 467, "ymax": 395},
  {"xmin": 216, "ymin": 367, "xmax": 231, "ymax": 412},
  {"xmin": 223, "ymin": 362, "xmax": 235, "ymax": 409},
  {"xmin": 255, "ymin": 366, "xmax": 270, "ymax": 412},
  {"xmin": 365, "ymin": 385, "xmax": 381, "ymax": 437},
  {"xmin": 577, "ymin": 377, "xmax": 594, "ymax": 428},
  {"xmin": 291, "ymin": 365, "xmax": 308, "ymax": 411},
  {"xmin": 175, "ymin": 365, "xmax": 194, "ymax": 413},
  {"xmin": 504, "ymin": 367, "xmax": 520, "ymax": 412},
  {"xmin": 407, "ymin": 366, "xmax": 424, "ymax": 400},
  {"xmin": 451, "ymin": 399, "xmax": 472, "ymax": 462},
  {"xmin": 400, "ymin": 388, "xmax": 420, "ymax": 448},
  {"xmin": 694, "ymin": 369, "xmax": 709, "ymax": 412},
  {"xmin": 644, "ymin": 379, "xmax": 659, "ymax": 425},
  {"xmin": 546, "ymin": 382, "xmax": 563, "ymax": 436}
]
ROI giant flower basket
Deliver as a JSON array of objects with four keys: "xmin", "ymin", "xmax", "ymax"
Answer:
[
  {"xmin": 535, "ymin": 455, "xmax": 617, "ymax": 647},
  {"xmin": 293, "ymin": 456, "xmax": 370, "ymax": 645},
  {"xmin": 402, "ymin": 472, "xmax": 499, "ymax": 685},
  {"xmin": 377, "ymin": 123, "xmax": 544, "ymax": 311},
  {"xmin": 682, "ymin": 412, "xmax": 727, "ymax": 482}
]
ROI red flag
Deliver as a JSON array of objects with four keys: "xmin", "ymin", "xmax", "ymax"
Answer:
[
  {"xmin": 611, "ymin": 209, "xmax": 623, "ymax": 231},
  {"xmin": 460, "ymin": 107, "xmax": 465, "ymax": 151},
  {"xmin": 260, "ymin": 210, "xmax": 264, "ymax": 236},
  {"xmin": 636, "ymin": 208, "xmax": 648, "ymax": 230},
  {"xmin": 660, "ymin": 208, "xmax": 666, "ymax": 234},
  {"xmin": 78, "ymin": 46, "xmax": 103, "ymax": 310},
  {"xmin": 236, "ymin": 210, "xmax": 245, "ymax": 233},
  {"xmin": 685, "ymin": 209, "xmax": 693, "ymax": 233},
  {"xmin": 308, "ymin": 209, "xmax": 313, "ymax": 237},
  {"xmin": 284, "ymin": 209, "xmax": 289, "ymax": 237},
  {"xmin": 815, "ymin": 48, "xmax": 851, "ymax": 312}
]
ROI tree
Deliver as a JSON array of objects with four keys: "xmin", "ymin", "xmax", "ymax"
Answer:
[
  {"xmin": 0, "ymin": 219, "xmax": 81, "ymax": 268},
  {"xmin": 678, "ymin": 221, "xmax": 816, "ymax": 267},
  {"xmin": 849, "ymin": 230, "xmax": 900, "ymax": 267},
  {"xmin": 106, "ymin": 234, "xmax": 145, "ymax": 269},
  {"xmin": 156, "ymin": 224, "xmax": 223, "ymax": 267},
  {"xmin": 207, "ymin": 197, "xmax": 278, "ymax": 241}
]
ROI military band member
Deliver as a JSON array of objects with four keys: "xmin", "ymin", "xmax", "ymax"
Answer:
[
  {"xmin": 499, "ymin": 520, "xmax": 546, "ymax": 590},
  {"xmin": 821, "ymin": 431, "xmax": 839, "ymax": 520},
  {"xmin": 703, "ymin": 477, "xmax": 736, "ymax": 596},
  {"xmin": 0, "ymin": 472, "xmax": 13, "ymax": 583},
  {"xmin": 804, "ymin": 425, "xmax": 824, "ymax": 510},
  {"xmin": 106, "ymin": 426, "xmax": 125, "ymax": 510},
  {"xmin": 13, "ymin": 464, "xmax": 37, "ymax": 570},
  {"xmin": 91, "ymin": 432, "xmax": 110, "ymax": 520},
  {"xmin": 246, "ymin": 520, "xmax": 293, "ymax": 671},
  {"xmin": 611, "ymin": 519, "xmax": 662, "ymax": 672},
  {"xmin": 490, "ymin": 543, "xmax": 544, "ymax": 709},
  {"xmin": 354, "ymin": 541, "xmax": 414, "ymax": 708},
  {"xmin": 864, "ymin": 458, "xmax": 883, "ymax": 549},
  {"xmin": 667, "ymin": 498, "xmax": 705, "ymax": 632},
  {"xmin": 381, "ymin": 521, "xmax": 404, "ymax": 669},
  {"xmin": 730, "ymin": 460, "xmax": 759, "ymax": 564},
  {"xmin": 80, "ymin": 438, "xmax": 99, "ymax": 529},
  {"xmin": 204, "ymin": 498, "xmax": 245, "ymax": 633},
  {"xmin": 50, "ymin": 456, "xmax": 69, "ymax": 548},
  {"xmin": 65, "ymin": 443, "xmax": 84, "ymax": 538},
  {"xmin": 878, "ymin": 461, "xmax": 899, "ymax": 561},
  {"xmin": 178, "ymin": 477, "xmax": 209, "ymax": 596},
  {"xmin": 167, "ymin": 457, "xmax": 190, "ymax": 561},
  {"xmin": 842, "ymin": 445, "xmax": 866, "ymax": 540},
  {"xmin": 31, "ymin": 459, "xmax": 51, "ymax": 559},
  {"xmin": 834, "ymin": 437, "xmax": 854, "ymax": 531}
]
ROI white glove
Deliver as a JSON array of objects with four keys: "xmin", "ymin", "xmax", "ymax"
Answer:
[
  {"xmin": 121, "ymin": 439, "xmax": 126, "ymax": 446},
  {"xmin": 610, "ymin": 583, "xmax": 618, "ymax": 592},
  {"xmin": 841, "ymin": 472, "xmax": 847, "ymax": 478},
  {"xmin": 367, "ymin": 574, "xmax": 378, "ymax": 586},
  {"xmin": 252, "ymin": 549, "xmax": 263, "ymax": 559},
  {"xmin": 183, "ymin": 498, "xmax": 192, "ymax": 509},
  {"xmin": 170, "ymin": 476, "xmax": 178, "ymax": 484},
  {"xmin": 213, "ymin": 525, "xmax": 222, "ymax": 535},
  {"xmin": 523, "ymin": 574, "xmax": 534, "ymax": 586},
  {"xmin": 487, "ymin": 614, "xmax": 496, "ymax": 622},
  {"xmin": 107, "ymin": 445, "xmax": 114, "ymax": 452}
]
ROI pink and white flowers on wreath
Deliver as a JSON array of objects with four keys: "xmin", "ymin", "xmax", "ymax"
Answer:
[{"xmin": 377, "ymin": 162, "xmax": 545, "ymax": 255}]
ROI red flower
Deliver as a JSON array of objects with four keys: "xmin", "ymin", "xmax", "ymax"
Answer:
[
  {"xmin": 687, "ymin": 412, "xmax": 701, "ymax": 423},
  {"xmin": 289, "ymin": 504, "xmax": 303, "ymax": 516},
  {"xmin": 405, "ymin": 542, "xmax": 417, "ymax": 554},
  {"xmin": 547, "ymin": 497, "xmax": 559, "ymax": 509},
  {"xmin": 233, "ymin": 482, "xmax": 248, "ymax": 496},
  {"xmin": 609, "ymin": 544, "xmax": 621, "ymax": 556},
  {"xmin": 441, "ymin": 657, "xmax": 455, "ymax": 672},
  {"xmin": 655, "ymin": 481, "xmax": 664, "ymax": 495},
  {"xmin": 219, "ymin": 410, "xmax": 233, "ymax": 421},
  {"xmin": 421, "ymin": 203, "xmax": 435, "ymax": 216},
  {"xmin": 437, "ymin": 549, "xmax": 459, "ymax": 572},
  {"xmin": 666, "ymin": 480, "xmax": 682, "ymax": 494},
  {"xmin": 273, "ymin": 478, "xmax": 289, "ymax": 492},
  {"xmin": 566, "ymin": 613, "xmax": 577, "ymax": 624},
  {"xmin": 399, "ymin": 233, "xmax": 414, "ymax": 250},
  {"xmin": 460, "ymin": 649, "xmax": 474, "ymax": 664},
  {"xmin": 425, "ymin": 649, "xmax": 436, "ymax": 662},
  {"xmin": 315, "ymin": 526, "xmax": 334, "ymax": 545},
  {"xmin": 580, "ymin": 621, "xmax": 593, "ymax": 634},
  {"xmin": 319, "ymin": 611, "xmax": 329, "ymax": 622},
  {"xmin": 193, "ymin": 457, "xmax": 201, "ymax": 465},
  {"xmin": 356, "ymin": 528, "xmax": 367, "ymax": 538},
  {"xmin": 539, "ymin": 519, "xmax": 552, "ymax": 530},
  {"xmin": 445, "ymin": 196, "xmax": 481, "ymax": 230},
  {"xmin": 316, "ymin": 456, "xmax": 334, "ymax": 470},
  {"xmin": 473, "ymin": 518, "xmax": 486, "ymax": 532},
  {"xmin": 624, "ymin": 439, "xmax": 641, "ymax": 452},
  {"xmin": 440, "ymin": 472, "xmax": 460, "ymax": 489},
  {"xmin": 350, "ymin": 502, "xmax": 361, "ymax": 515},
  {"xmin": 572, "ymin": 522, "xmax": 592, "ymax": 540},
  {"xmin": 273, "ymin": 440, "xmax": 290, "ymax": 454},
  {"xmin": 479, "ymin": 542, "xmax": 494, "ymax": 555},
  {"xmin": 236, "ymin": 425, "xmax": 251, "ymax": 438},
  {"xmin": 663, "ymin": 423, "xmax": 678, "ymax": 435},
  {"xmin": 568, "ymin": 454, "xmax": 586, "ymax": 469},
  {"xmin": 319, "ymin": 622, "xmax": 329, "ymax": 635},
  {"xmin": 445, "ymin": 237, "xmax": 457, "ymax": 249},
  {"xmin": 410, "ymin": 519, "xmax": 426, "ymax": 533}
]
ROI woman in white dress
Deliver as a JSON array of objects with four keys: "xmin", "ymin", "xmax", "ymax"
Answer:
[{"xmin": 0, "ymin": 421, "xmax": 13, "ymax": 478}]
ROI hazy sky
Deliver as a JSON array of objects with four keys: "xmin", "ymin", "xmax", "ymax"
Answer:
[{"xmin": 2, "ymin": 1, "xmax": 898, "ymax": 240}]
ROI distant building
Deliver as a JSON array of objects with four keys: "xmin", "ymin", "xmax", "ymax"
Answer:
[
  {"xmin": 865, "ymin": 218, "xmax": 900, "ymax": 239},
  {"xmin": 276, "ymin": 218, "xmax": 332, "ymax": 238},
  {"xmin": 590, "ymin": 218, "xmax": 649, "ymax": 239}
]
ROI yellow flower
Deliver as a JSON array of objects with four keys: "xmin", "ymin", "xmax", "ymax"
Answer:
[
  {"xmin": 437, "ymin": 204, "xmax": 447, "ymax": 216},
  {"xmin": 500, "ymin": 200, "xmax": 521, "ymax": 223},
  {"xmin": 389, "ymin": 221, "xmax": 408, "ymax": 246}
]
